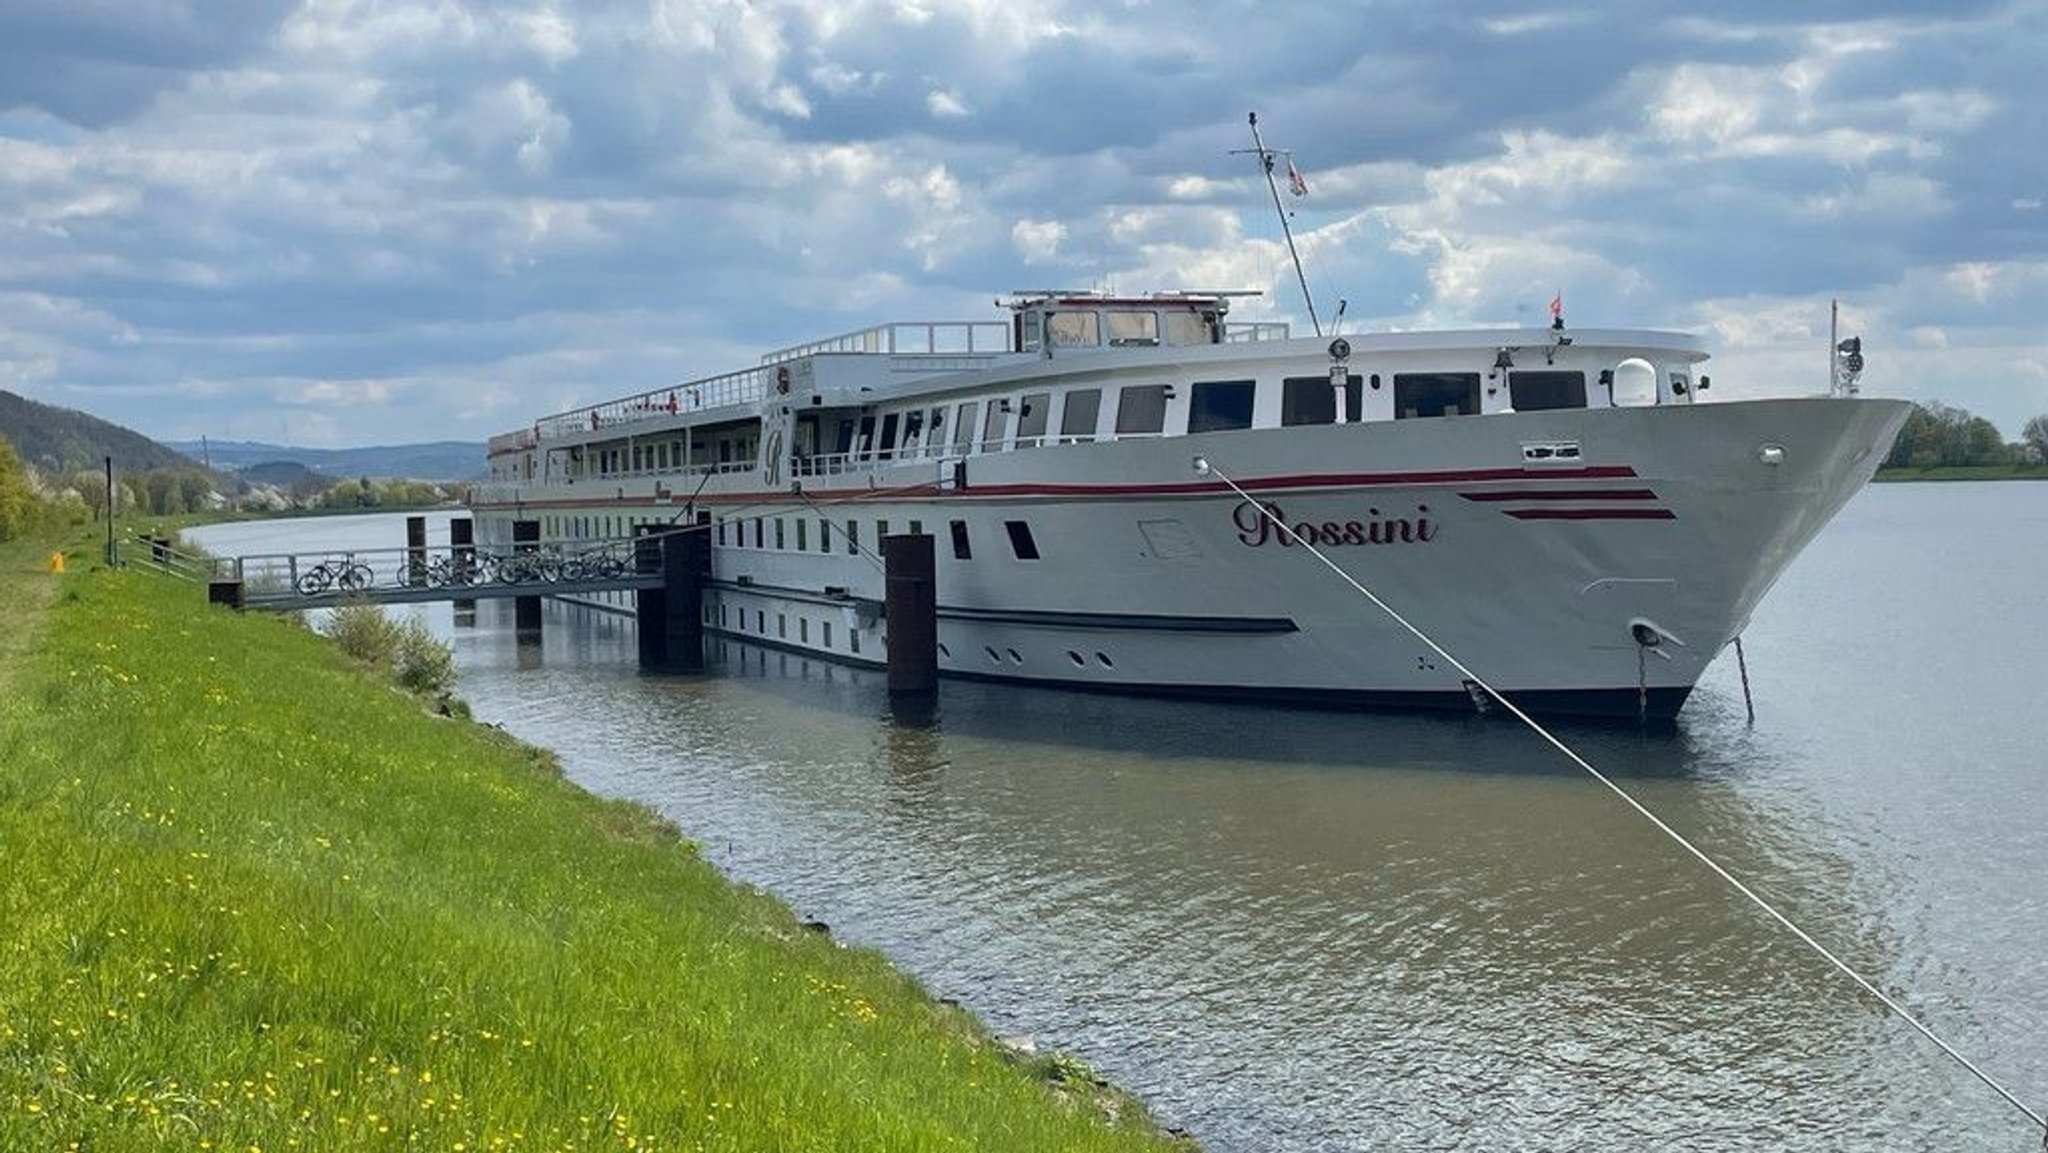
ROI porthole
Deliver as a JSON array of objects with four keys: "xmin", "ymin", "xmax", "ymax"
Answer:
[
  {"xmin": 1067, "ymin": 650, "xmax": 1085, "ymax": 667},
  {"xmin": 1095, "ymin": 652, "xmax": 1114, "ymax": 668}
]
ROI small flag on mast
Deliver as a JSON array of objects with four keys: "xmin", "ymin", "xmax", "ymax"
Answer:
[
  {"xmin": 1286, "ymin": 157, "xmax": 1308, "ymax": 197},
  {"xmin": 1548, "ymin": 291, "xmax": 1563, "ymax": 320}
]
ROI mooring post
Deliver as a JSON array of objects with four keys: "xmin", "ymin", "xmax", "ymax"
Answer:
[
  {"xmin": 666, "ymin": 522, "xmax": 710, "ymax": 673},
  {"xmin": 405, "ymin": 515, "xmax": 428, "ymax": 586},
  {"xmin": 633, "ymin": 524, "xmax": 667, "ymax": 668},
  {"xmin": 448, "ymin": 516, "xmax": 476, "ymax": 619},
  {"xmin": 512, "ymin": 519, "xmax": 542, "ymax": 634},
  {"xmin": 882, "ymin": 533, "xmax": 938, "ymax": 697}
]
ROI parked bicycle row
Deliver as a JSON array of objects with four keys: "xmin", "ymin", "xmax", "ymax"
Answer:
[{"xmin": 288, "ymin": 546, "xmax": 636, "ymax": 596}]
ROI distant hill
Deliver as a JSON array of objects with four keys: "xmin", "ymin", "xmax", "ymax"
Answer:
[
  {"xmin": 173, "ymin": 439, "xmax": 485, "ymax": 482},
  {"xmin": 0, "ymin": 389, "xmax": 201, "ymax": 475}
]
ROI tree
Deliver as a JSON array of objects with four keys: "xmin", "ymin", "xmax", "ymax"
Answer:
[
  {"xmin": 1883, "ymin": 401, "xmax": 2015, "ymax": 468},
  {"xmin": 0, "ymin": 435, "xmax": 37, "ymax": 541},
  {"xmin": 2024, "ymin": 415, "xmax": 2048, "ymax": 465}
]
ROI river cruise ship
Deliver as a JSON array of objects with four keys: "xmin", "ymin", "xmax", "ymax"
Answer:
[{"xmin": 471, "ymin": 290, "xmax": 1908, "ymax": 718}]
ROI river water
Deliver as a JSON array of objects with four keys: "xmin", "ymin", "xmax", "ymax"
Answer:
[{"xmin": 188, "ymin": 484, "xmax": 2048, "ymax": 1151}]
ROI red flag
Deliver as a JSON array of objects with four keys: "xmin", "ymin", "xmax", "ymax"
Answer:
[
  {"xmin": 1286, "ymin": 157, "xmax": 1308, "ymax": 197},
  {"xmin": 1548, "ymin": 291, "xmax": 1563, "ymax": 320}
]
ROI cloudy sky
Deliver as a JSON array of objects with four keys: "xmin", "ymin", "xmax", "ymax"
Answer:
[{"xmin": 2, "ymin": 0, "xmax": 2043, "ymax": 448}]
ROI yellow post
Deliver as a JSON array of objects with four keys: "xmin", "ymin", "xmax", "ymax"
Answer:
[{"xmin": 49, "ymin": 551, "xmax": 65, "ymax": 573}]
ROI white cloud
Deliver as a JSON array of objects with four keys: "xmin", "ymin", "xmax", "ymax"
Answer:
[
  {"xmin": 1011, "ymin": 218, "xmax": 1064, "ymax": 264},
  {"xmin": 927, "ymin": 87, "xmax": 970, "ymax": 118}
]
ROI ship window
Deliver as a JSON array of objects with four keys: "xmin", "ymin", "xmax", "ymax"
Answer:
[
  {"xmin": 796, "ymin": 518, "xmax": 807, "ymax": 551},
  {"xmin": 1280, "ymin": 375, "xmax": 1365, "ymax": 425},
  {"xmin": 983, "ymin": 400, "xmax": 1010, "ymax": 450},
  {"xmin": 818, "ymin": 518, "xmax": 831, "ymax": 553},
  {"xmin": 1046, "ymin": 311, "xmax": 1099, "ymax": 348},
  {"xmin": 1060, "ymin": 389, "xmax": 1102, "ymax": 440},
  {"xmin": 855, "ymin": 415, "xmax": 876, "ymax": 459},
  {"xmin": 1015, "ymin": 392, "xmax": 1051, "ymax": 445},
  {"xmin": 823, "ymin": 621, "xmax": 833, "ymax": 649},
  {"xmin": 953, "ymin": 402, "xmax": 979, "ymax": 453},
  {"xmin": 778, "ymin": 613, "xmax": 786, "ymax": 639},
  {"xmin": 950, "ymin": 520, "xmax": 971, "ymax": 559},
  {"xmin": 774, "ymin": 518, "xmax": 786, "ymax": 549},
  {"xmin": 1161, "ymin": 311, "xmax": 1217, "ymax": 346},
  {"xmin": 909, "ymin": 519, "xmax": 922, "ymax": 535},
  {"xmin": 846, "ymin": 519, "xmax": 859, "ymax": 555},
  {"xmin": 1188, "ymin": 380, "xmax": 1257, "ymax": 433},
  {"xmin": 1005, "ymin": 520, "xmax": 1041, "ymax": 560},
  {"xmin": 1105, "ymin": 310, "xmax": 1158, "ymax": 346},
  {"xmin": 877, "ymin": 413, "xmax": 901, "ymax": 458},
  {"xmin": 877, "ymin": 519, "xmax": 889, "ymax": 544},
  {"xmin": 850, "ymin": 629, "xmax": 860, "ymax": 654},
  {"xmin": 757, "ymin": 610, "xmax": 765, "ymax": 633},
  {"xmin": 1393, "ymin": 373, "xmax": 1481, "ymax": 418},
  {"xmin": 902, "ymin": 410, "xmax": 924, "ymax": 452},
  {"xmin": 753, "ymin": 518, "xmax": 763, "ymax": 549},
  {"xmin": 834, "ymin": 419, "xmax": 857, "ymax": 456},
  {"xmin": 716, "ymin": 519, "xmax": 726, "ymax": 546},
  {"xmin": 800, "ymin": 618, "xmax": 809, "ymax": 643},
  {"xmin": 1115, "ymin": 385, "xmax": 1170, "ymax": 435},
  {"xmin": 1508, "ymin": 370, "xmax": 1587, "ymax": 412}
]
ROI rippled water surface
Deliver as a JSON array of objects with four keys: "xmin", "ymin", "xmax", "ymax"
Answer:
[{"xmin": 190, "ymin": 486, "xmax": 2048, "ymax": 1151}]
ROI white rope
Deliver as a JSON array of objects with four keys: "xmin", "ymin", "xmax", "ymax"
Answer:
[{"xmin": 1195, "ymin": 457, "xmax": 2047, "ymax": 1139}]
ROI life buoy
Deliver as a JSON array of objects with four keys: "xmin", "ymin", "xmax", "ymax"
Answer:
[{"xmin": 775, "ymin": 365, "xmax": 791, "ymax": 395}]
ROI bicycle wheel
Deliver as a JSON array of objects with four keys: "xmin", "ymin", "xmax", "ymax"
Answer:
[
  {"xmin": 295, "ymin": 567, "xmax": 330, "ymax": 596},
  {"xmin": 338, "ymin": 562, "xmax": 373, "ymax": 592}
]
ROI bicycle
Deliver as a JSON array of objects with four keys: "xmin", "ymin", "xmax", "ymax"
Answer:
[{"xmin": 295, "ymin": 556, "xmax": 373, "ymax": 596}]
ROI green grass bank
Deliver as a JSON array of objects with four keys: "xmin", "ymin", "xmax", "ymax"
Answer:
[{"xmin": 0, "ymin": 539, "xmax": 1190, "ymax": 1152}]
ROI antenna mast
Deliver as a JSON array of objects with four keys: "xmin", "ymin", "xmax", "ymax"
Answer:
[{"xmin": 1240, "ymin": 111, "xmax": 1321, "ymax": 337}]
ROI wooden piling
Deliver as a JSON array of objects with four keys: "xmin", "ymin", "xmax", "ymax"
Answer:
[
  {"xmin": 405, "ymin": 515, "xmax": 428, "ymax": 586},
  {"xmin": 512, "ymin": 519, "xmax": 542, "ymax": 633},
  {"xmin": 883, "ymin": 533, "xmax": 937, "ymax": 697},
  {"xmin": 449, "ymin": 516, "xmax": 476, "ymax": 614}
]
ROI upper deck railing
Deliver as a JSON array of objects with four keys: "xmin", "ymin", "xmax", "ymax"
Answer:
[
  {"xmin": 762, "ymin": 321, "xmax": 1014, "ymax": 363},
  {"xmin": 533, "ymin": 365, "xmax": 775, "ymax": 441}
]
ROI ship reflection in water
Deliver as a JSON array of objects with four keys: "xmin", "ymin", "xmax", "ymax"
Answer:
[{"xmin": 191, "ymin": 490, "xmax": 2048, "ymax": 1151}]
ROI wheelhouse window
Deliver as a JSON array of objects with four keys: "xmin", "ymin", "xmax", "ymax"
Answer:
[
  {"xmin": 1509, "ymin": 371, "xmax": 1587, "ymax": 412},
  {"xmin": 1015, "ymin": 392, "xmax": 1050, "ymax": 446},
  {"xmin": 1393, "ymin": 373, "xmax": 1481, "ymax": 419},
  {"xmin": 1115, "ymin": 385, "xmax": 1170, "ymax": 435},
  {"xmin": 1161, "ymin": 311, "xmax": 1218, "ymax": 347},
  {"xmin": 1188, "ymin": 380, "xmax": 1257, "ymax": 433},
  {"xmin": 1059, "ymin": 389, "xmax": 1102, "ymax": 441},
  {"xmin": 1105, "ymin": 311, "xmax": 1158, "ymax": 346},
  {"xmin": 1281, "ymin": 375, "xmax": 1363, "ymax": 425},
  {"xmin": 877, "ymin": 413, "xmax": 901, "ymax": 458},
  {"xmin": 901, "ymin": 410, "xmax": 925, "ymax": 453},
  {"xmin": 1046, "ymin": 311, "xmax": 1099, "ymax": 348}
]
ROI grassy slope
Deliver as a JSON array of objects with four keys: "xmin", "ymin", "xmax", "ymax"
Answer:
[{"xmin": 0, "ymin": 549, "xmax": 1185, "ymax": 1152}]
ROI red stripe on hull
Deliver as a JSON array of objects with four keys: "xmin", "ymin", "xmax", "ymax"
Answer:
[
  {"xmin": 1504, "ymin": 508, "xmax": 1677, "ymax": 521},
  {"xmin": 1459, "ymin": 488, "xmax": 1659, "ymax": 502}
]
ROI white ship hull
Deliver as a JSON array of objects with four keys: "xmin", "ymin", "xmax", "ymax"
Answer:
[{"xmin": 476, "ymin": 392, "xmax": 1908, "ymax": 719}]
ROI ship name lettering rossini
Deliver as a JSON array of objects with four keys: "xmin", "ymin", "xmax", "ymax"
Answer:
[{"xmin": 1231, "ymin": 500, "xmax": 1438, "ymax": 548}]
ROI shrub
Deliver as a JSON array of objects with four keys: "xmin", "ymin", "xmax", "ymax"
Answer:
[
  {"xmin": 324, "ymin": 602, "xmax": 400, "ymax": 667},
  {"xmin": 393, "ymin": 617, "xmax": 456, "ymax": 695},
  {"xmin": 322, "ymin": 604, "xmax": 458, "ymax": 697}
]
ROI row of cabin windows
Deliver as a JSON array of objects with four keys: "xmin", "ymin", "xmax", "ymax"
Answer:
[
  {"xmin": 835, "ymin": 369, "xmax": 1590, "ymax": 458},
  {"xmin": 712, "ymin": 600, "xmax": 854, "ymax": 653},
  {"xmin": 570, "ymin": 369, "xmax": 1593, "ymax": 480},
  {"xmin": 713, "ymin": 514, "xmax": 1041, "ymax": 561}
]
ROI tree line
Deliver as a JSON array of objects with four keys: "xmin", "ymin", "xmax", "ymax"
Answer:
[{"xmin": 1884, "ymin": 403, "xmax": 2048, "ymax": 469}]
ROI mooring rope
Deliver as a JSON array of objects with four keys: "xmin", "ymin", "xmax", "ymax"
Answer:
[{"xmin": 1194, "ymin": 457, "xmax": 2047, "ymax": 1141}]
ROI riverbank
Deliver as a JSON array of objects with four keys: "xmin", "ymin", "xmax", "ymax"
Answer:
[
  {"xmin": 0, "ymin": 536, "xmax": 1190, "ymax": 1152},
  {"xmin": 1874, "ymin": 464, "xmax": 2048, "ymax": 481}
]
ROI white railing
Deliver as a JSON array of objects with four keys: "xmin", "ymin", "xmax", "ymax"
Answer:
[
  {"xmin": 534, "ymin": 366, "xmax": 772, "ymax": 440},
  {"xmin": 762, "ymin": 321, "xmax": 1014, "ymax": 363},
  {"xmin": 1224, "ymin": 321, "xmax": 1292, "ymax": 342}
]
